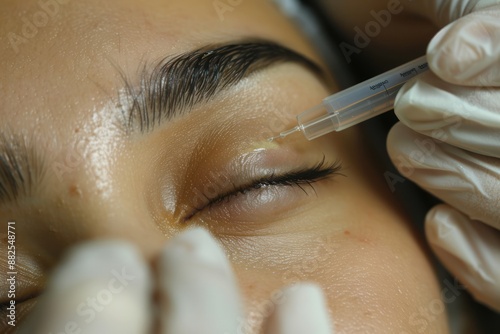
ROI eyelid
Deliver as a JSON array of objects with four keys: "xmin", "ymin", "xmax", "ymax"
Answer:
[{"xmin": 184, "ymin": 156, "xmax": 343, "ymax": 222}]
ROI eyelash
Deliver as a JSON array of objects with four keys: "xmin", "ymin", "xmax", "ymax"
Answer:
[{"xmin": 185, "ymin": 156, "xmax": 344, "ymax": 221}]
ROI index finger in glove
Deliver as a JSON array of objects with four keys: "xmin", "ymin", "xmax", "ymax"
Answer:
[
  {"xmin": 427, "ymin": 4, "xmax": 500, "ymax": 86},
  {"xmin": 394, "ymin": 71, "xmax": 500, "ymax": 158},
  {"xmin": 158, "ymin": 228, "xmax": 243, "ymax": 334}
]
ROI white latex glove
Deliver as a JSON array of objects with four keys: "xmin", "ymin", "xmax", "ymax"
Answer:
[
  {"xmin": 387, "ymin": 1, "xmax": 500, "ymax": 312},
  {"xmin": 17, "ymin": 228, "xmax": 334, "ymax": 334}
]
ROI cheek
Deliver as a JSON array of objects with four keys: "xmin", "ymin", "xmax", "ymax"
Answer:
[
  {"xmin": 230, "ymin": 220, "xmax": 448, "ymax": 334},
  {"xmin": 318, "ymin": 239, "xmax": 447, "ymax": 333}
]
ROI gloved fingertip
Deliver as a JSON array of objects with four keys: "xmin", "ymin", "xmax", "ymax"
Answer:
[
  {"xmin": 48, "ymin": 240, "xmax": 151, "ymax": 293},
  {"xmin": 159, "ymin": 227, "xmax": 232, "ymax": 278},
  {"xmin": 386, "ymin": 122, "xmax": 408, "ymax": 160},
  {"xmin": 22, "ymin": 240, "xmax": 153, "ymax": 334},
  {"xmin": 159, "ymin": 227, "xmax": 242, "ymax": 334},
  {"xmin": 426, "ymin": 22, "xmax": 473, "ymax": 83},
  {"xmin": 425, "ymin": 205, "xmax": 500, "ymax": 312},
  {"xmin": 425, "ymin": 204, "xmax": 460, "ymax": 244},
  {"xmin": 265, "ymin": 283, "xmax": 334, "ymax": 334},
  {"xmin": 427, "ymin": 11, "xmax": 500, "ymax": 85}
]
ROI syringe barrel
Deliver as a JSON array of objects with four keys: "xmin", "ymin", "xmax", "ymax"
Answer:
[
  {"xmin": 296, "ymin": 56, "xmax": 428, "ymax": 140},
  {"xmin": 326, "ymin": 56, "xmax": 428, "ymax": 130}
]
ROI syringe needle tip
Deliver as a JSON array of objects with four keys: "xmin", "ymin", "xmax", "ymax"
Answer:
[
  {"xmin": 267, "ymin": 126, "xmax": 300, "ymax": 142},
  {"xmin": 267, "ymin": 135, "xmax": 280, "ymax": 142}
]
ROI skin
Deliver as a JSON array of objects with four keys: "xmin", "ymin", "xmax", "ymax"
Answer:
[{"xmin": 0, "ymin": 0, "xmax": 448, "ymax": 333}]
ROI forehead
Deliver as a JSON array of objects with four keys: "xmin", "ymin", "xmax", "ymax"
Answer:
[
  {"xmin": 0, "ymin": 0, "xmax": 314, "ymax": 132},
  {"xmin": 0, "ymin": 0, "xmax": 326, "ymax": 210}
]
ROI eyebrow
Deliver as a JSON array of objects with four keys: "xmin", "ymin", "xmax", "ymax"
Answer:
[
  {"xmin": 0, "ymin": 134, "xmax": 45, "ymax": 206},
  {"xmin": 118, "ymin": 39, "xmax": 326, "ymax": 133},
  {"xmin": 0, "ymin": 40, "xmax": 325, "ymax": 205}
]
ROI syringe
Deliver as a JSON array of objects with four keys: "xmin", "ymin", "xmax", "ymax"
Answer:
[{"xmin": 268, "ymin": 56, "xmax": 429, "ymax": 141}]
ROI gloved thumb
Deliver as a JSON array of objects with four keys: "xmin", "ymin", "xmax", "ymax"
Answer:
[
  {"xmin": 426, "ymin": 204, "xmax": 500, "ymax": 312},
  {"xmin": 426, "ymin": 4, "xmax": 500, "ymax": 86}
]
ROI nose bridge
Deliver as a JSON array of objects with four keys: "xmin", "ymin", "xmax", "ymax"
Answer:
[
  {"xmin": 51, "ymin": 176, "xmax": 169, "ymax": 260},
  {"xmin": 44, "ymin": 121, "xmax": 175, "ymax": 259}
]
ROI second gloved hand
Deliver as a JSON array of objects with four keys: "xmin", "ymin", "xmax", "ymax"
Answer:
[
  {"xmin": 17, "ymin": 228, "xmax": 334, "ymax": 334},
  {"xmin": 387, "ymin": 3, "xmax": 500, "ymax": 312}
]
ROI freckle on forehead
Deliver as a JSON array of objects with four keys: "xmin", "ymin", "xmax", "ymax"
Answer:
[{"xmin": 68, "ymin": 184, "xmax": 82, "ymax": 198}]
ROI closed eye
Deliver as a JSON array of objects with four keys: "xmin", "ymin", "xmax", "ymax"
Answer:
[{"xmin": 184, "ymin": 156, "xmax": 344, "ymax": 221}]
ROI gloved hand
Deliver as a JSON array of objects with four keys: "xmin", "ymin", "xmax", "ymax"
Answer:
[
  {"xmin": 386, "ymin": 1, "xmax": 500, "ymax": 312},
  {"xmin": 17, "ymin": 228, "xmax": 334, "ymax": 334}
]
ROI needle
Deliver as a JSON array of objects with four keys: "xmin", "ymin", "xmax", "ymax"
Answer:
[{"xmin": 267, "ymin": 126, "xmax": 301, "ymax": 142}]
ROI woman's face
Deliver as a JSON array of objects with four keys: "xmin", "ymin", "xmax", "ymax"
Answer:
[{"xmin": 0, "ymin": 0, "xmax": 448, "ymax": 332}]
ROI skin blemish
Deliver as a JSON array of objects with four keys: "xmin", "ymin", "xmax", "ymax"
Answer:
[
  {"xmin": 343, "ymin": 229, "xmax": 372, "ymax": 244},
  {"xmin": 68, "ymin": 185, "xmax": 83, "ymax": 198}
]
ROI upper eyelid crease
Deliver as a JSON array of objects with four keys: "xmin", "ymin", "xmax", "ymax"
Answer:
[
  {"xmin": 183, "ymin": 156, "xmax": 344, "ymax": 222},
  {"xmin": 116, "ymin": 39, "xmax": 326, "ymax": 134}
]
